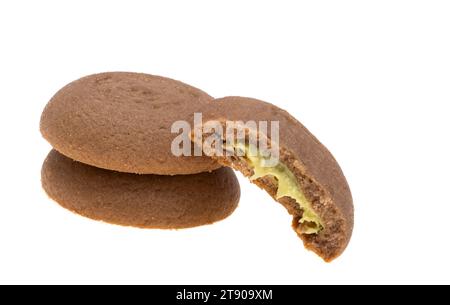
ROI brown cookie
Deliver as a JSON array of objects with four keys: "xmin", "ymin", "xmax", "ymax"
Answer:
[
  {"xmin": 40, "ymin": 72, "xmax": 220, "ymax": 175},
  {"xmin": 191, "ymin": 97, "xmax": 353, "ymax": 261},
  {"xmin": 41, "ymin": 150, "xmax": 240, "ymax": 229}
]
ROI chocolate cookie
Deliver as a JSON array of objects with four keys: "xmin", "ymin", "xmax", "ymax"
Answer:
[
  {"xmin": 40, "ymin": 72, "xmax": 219, "ymax": 175},
  {"xmin": 191, "ymin": 97, "xmax": 353, "ymax": 261},
  {"xmin": 41, "ymin": 150, "xmax": 240, "ymax": 229}
]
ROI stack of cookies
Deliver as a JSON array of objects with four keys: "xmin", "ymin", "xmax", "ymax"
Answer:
[
  {"xmin": 40, "ymin": 72, "xmax": 354, "ymax": 261},
  {"xmin": 40, "ymin": 72, "xmax": 241, "ymax": 229}
]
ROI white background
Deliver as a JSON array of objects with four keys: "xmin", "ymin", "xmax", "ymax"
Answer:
[{"xmin": 1, "ymin": 0, "xmax": 449, "ymax": 285}]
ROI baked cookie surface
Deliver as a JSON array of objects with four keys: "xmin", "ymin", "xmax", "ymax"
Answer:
[
  {"xmin": 41, "ymin": 150, "xmax": 240, "ymax": 229},
  {"xmin": 40, "ymin": 72, "xmax": 219, "ymax": 175},
  {"xmin": 191, "ymin": 97, "xmax": 354, "ymax": 261}
]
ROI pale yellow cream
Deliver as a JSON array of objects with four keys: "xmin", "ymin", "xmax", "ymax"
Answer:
[{"xmin": 231, "ymin": 144, "xmax": 323, "ymax": 234}]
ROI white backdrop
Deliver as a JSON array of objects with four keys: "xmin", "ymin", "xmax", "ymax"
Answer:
[{"xmin": 1, "ymin": 0, "xmax": 449, "ymax": 284}]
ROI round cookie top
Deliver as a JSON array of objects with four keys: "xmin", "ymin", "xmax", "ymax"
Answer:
[
  {"xmin": 40, "ymin": 72, "xmax": 219, "ymax": 175},
  {"xmin": 42, "ymin": 150, "xmax": 240, "ymax": 229}
]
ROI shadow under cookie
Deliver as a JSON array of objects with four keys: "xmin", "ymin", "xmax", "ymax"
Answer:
[{"xmin": 41, "ymin": 150, "xmax": 240, "ymax": 229}]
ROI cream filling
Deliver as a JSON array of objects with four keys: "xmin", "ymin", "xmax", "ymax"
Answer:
[{"xmin": 230, "ymin": 144, "xmax": 323, "ymax": 234}]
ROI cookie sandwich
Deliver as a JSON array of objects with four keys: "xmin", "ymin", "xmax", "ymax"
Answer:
[{"xmin": 191, "ymin": 97, "xmax": 353, "ymax": 261}]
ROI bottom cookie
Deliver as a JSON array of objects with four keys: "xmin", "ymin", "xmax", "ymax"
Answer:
[{"xmin": 41, "ymin": 150, "xmax": 240, "ymax": 229}]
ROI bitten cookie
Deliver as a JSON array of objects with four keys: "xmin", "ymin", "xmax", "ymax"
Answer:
[
  {"xmin": 191, "ymin": 97, "xmax": 353, "ymax": 261},
  {"xmin": 41, "ymin": 150, "xmax": 240, "ymax": 229},
  {"xmin": 40, "ymin": 72, "xmax": 219, "ymax": 175}
]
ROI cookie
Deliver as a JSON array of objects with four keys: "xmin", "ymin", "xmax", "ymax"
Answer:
[
  {"xmin": 41, "ymin": 150, "xmax": 240, "ymax": 229},
  {"xmin": 40, "ymin": 72, "xmax": 220, "ymax": 175},
  {"xmin": 191, "ymin": 97, "xmax": 353, "ymax": 261}
]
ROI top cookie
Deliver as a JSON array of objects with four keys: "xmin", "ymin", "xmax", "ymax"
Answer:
[{"xmin": 40, "ymin": 72, "xmax": 220, "ymax": 175}]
